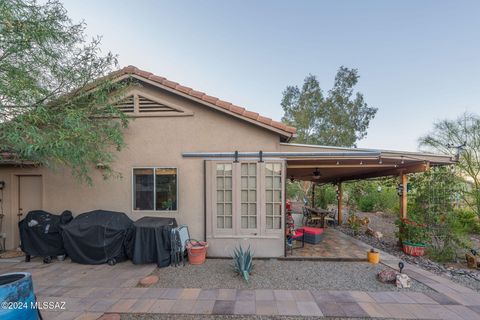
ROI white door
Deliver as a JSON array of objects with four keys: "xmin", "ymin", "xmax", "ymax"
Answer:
[{"xmin": 15, "ymin": 176, "xmax": 43, "ymax": 247}]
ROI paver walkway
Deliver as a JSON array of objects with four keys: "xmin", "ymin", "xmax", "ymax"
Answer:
[{"xmin": 1, "ymin": 236, "xmax": 479, "ymax": 319}]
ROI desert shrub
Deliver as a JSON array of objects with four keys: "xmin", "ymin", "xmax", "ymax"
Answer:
[
  {"xmin": 346, "ymin": 179, "xmax": 398, "ymax": 213},
  {"xmin": 428, "ymin": 211, "xmax": 472, "ymax": 262},
  {"xmin": 359, "ymin": 195, "xmax": 375, "ymax": 212},
  {"xmin": 455, "ymin": 208, "xmax": 480, "ymax": 234},
  {"xmin": 409, "ymin": 167, "xmax": 471, "ymax": 262}
]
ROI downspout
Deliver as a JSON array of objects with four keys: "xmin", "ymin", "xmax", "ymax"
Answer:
[{"xmin": 204, "ymin": 160, "xmax": 207, "ymax": 242}]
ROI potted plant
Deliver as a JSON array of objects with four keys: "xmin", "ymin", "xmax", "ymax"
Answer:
[
  {"xmin": 367, "ymin": 248, "xmax": 380, "ymax": 264},
  {"xmin": 396, "ymin": 218, "xmax": 428, "ymax": 256}
]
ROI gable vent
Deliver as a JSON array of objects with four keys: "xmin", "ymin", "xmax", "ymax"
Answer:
[
  {"xmin": 138, "ymin": 96, "xmax": 183, "ymax": 113},
  {"xmin": 113, "ymin": 95, "xmax": 134, "ymax": 113}
]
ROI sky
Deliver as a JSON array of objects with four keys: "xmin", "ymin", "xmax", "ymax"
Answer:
[{"xmin": 61, "ymin": 0, "xmax": 480, "ymax": 152}]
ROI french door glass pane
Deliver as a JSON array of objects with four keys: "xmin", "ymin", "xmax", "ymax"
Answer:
[
  {"xmin": 216, "ymin": 163, "xmax": 233, "ymax": 229},
  {"xmin": 217, "ymin": 216, "xmax": 224, "ymax": 228},
  {"xmin": 265, "ymin": 163, "xmax": 282, "ymax": 229},
  {"xmin": 225, "ymin": 216, "xmax": 232, "ymax": 228},
  {"xmin": 240, "ymin": 163, "xmax": 257, "ymax": 229}
]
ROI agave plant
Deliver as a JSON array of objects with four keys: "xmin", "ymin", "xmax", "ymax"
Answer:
[{"xmin": 232, "ymin": 245, "xmax": 254, "ymax": 283}]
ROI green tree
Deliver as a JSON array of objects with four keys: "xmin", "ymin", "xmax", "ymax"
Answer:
[
  {"xmin": 0, "ymin": 0, "xmax": 128, "ymax": 184},
  {"xmin": 419, "ymin": 113, "xmax": 480, "ymax": 216},
  {"xmin": 281, "ymin": 66, "xmax": 377, "ymax": 147}
]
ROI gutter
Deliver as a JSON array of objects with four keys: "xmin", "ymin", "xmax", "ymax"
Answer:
[{"xmin": 182, "ymin": 151, "xmax": 381, "ymax": 159}]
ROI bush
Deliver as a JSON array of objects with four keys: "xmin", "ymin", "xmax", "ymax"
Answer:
[
  {"xmin": 395, "ymin": 218, "xmax": 428, "ymax": 245},
  {"xmin": 408, "ymin": 168, "xmax": 472, "ymax": 262},
  {"xmin": 359, "ymin": 196, "xmax": 375, "ymax": 212},
  {"xmin": 346, "ymin": 179, "xmax": 398, "ymax": 213},
  {"xmin": 455, "ymin": 208, "xmax": 480, "ymax": 234}
]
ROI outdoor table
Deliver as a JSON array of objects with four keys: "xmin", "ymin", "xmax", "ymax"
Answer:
[
  {"xmin": 305, "ymin": 206, "xmax": 333, "ymax": 228},
  {"xmin": 132, "ymin": 217, "xmax": 178, "ymax": 267}
]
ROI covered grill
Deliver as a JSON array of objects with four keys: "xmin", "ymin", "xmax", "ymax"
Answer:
[{"xmin": 61, "ymin": 210, "xmax": 134, "ymax": 265}]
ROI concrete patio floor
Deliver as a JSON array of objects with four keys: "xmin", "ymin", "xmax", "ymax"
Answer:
[
  {"xmin": 1, "ymin": 237, "xmax": 479, "ymax": 319},
  {"xmin": 286, "ymin": 227, "xmax": 372, "ymax": 260}
]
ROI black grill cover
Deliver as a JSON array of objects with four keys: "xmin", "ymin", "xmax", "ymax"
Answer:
[
  {"xmin": 132, "ymin": 217, "xmax": 177, "ymax": 267},
  {"xmin": 61, "ymin": 210, "xmax": 134, "ymax": 264},
  {"xmin": 19, "ymin": 210, "xmax": 73, "ymax": 257}
]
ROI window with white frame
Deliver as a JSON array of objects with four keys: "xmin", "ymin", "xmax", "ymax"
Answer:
[
  {"xmin": 133, "ymin": 168, "xmax": 177, "ymax": 211},
  {"xmin": 265, "ymin": 163, "xmax": 282, "ymax": 229}
]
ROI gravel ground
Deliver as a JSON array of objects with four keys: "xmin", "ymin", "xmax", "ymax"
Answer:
[
  {"xmin": 337, "ymin": 213, "xmax": 480, "ymax": 292},
  {"xmin": 151, "ymin": 259, "xmax": 432, "ymax": 292},
  {"xmin": 121, "ymin": 314, "xmax": 398, "ymax": 320}
]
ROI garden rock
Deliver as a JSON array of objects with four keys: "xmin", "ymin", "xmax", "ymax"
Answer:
[
  {"xmin": 377, "ymin": 269, "xmax": 397, "ymax": 283},
  {"xmin": 396, "ymin": 273, "xmax": 411, "ymax": 288},
  {"xmin": 139, "ymin": 275, "xmax": 159, "ymax": 287}
]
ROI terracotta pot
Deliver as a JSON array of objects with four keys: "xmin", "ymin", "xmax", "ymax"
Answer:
[
  {"xmin": 367, "ymin": 251, "xmax": 380, "ymax": 264},
  {"xmin": 186, "ymin": 241, "xmax": 208, "ymax": 265},
  {"xmin": 402, "ymin": 242, "xmax": 425, "ymax": 256}
]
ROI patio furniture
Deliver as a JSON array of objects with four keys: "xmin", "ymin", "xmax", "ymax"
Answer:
[
  {"xmin": 286, "ymin": 209, "xmax": 304, "ymax": 255},
  {"xmin": 302, "ymin": 206, "xmax": 321, "ymax": 227},
  {"xmin": 132, "ymin": 217, "xmax": 178, "ymax": 268},
  {"xmin": 301, "ymin": 226, "xmax": 324, "ymax": 244},
  {"xmin": 305, "ymin": 206, "xmax": 333, "ymax": 228},
  {"xmin": 170, "ymin": 225, "xmax": 190, "ymax": 266}
]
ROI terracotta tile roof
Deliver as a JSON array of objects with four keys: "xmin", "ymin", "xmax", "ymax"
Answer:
[{"xmin": 114, "ymin": 66, "xmax": 297, "ymax": 136}]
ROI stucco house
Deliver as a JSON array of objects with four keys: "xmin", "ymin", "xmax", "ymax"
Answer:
[{"xmin": 0, "ymin": 66, "xmax": 454, "ymax": 257}]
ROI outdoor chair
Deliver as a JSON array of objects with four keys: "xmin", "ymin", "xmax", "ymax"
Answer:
[
  {"xmin": 170, "ymin": 225, "xmax": 190, "ymax": 266},
  {"xmin": 324, "ymin": 211, "xmax": 337, "ymax": 227}
]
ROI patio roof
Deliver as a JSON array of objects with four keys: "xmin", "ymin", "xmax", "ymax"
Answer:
[{"xmin": 280, "ymin": 143, "xmax": 456, "ymax": 183}]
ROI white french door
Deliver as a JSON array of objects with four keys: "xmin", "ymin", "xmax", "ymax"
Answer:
[{"xmin": 207, "ymin": 160, "xmax": 284, "ymax": 238}]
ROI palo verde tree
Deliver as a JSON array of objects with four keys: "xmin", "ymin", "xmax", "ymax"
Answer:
[
  {"xmin": 0, "ymin": 0, "xmax": 129, "ymax": 184},
  {"xmin": 281, "ymin": 66, "xmax": 377, "ymax": 147},
  {"xmin": 419, "ymin": 113, "xmax": 480, "ymax": 217}
]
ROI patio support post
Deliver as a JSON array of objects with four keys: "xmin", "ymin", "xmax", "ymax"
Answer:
[
  {"xmin": 337, "ymin": 182, "xmax": 343, "ymax": 225},
  {"xmin": 399, "ymin": 173, "xmax": 408, "ymax": 219},
  {"xmin": 311, "ymin": 182, "xmax": 316, "ymax": 207}
]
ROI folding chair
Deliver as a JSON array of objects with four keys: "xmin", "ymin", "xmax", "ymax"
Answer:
[{"xmin": 170, "ymin": 225, "xmax": 190, "ymax": 266}]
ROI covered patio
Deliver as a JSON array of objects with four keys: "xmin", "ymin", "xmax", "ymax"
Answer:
[{"xmin": 280, "ymin": 143, "xmax": 456, "ymax": 259}]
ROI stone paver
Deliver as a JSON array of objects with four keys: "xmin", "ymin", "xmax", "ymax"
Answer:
[
  {"xmin": 255, "ymin": 289, "xmax": 274, "ymax": 301},
  {"xmin": 234, "ymin": 300, "xmax": 256, "ymax": 314},
  {"xmin": 191, "ymin": 300, "xmax": 215, "ymax": 314},
  {"xmin": 296, "ymin": 300, "xmax": 323, "ymax": 316},
  {"xmin": 256, "ymin": 300, "xmax": 278, "ymax": 315},
  {"xmin": 212, "ymin": 300, "xmax": 235, "ymax": 315},
  {"xmin": 276, "ymin": 300, "xmax": 300, "ymax": 316}
]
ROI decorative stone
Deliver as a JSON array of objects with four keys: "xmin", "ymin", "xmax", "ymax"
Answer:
[
  {"xmin": 377, "ymin": 269, "xmax": 397, "ymax": 283},
  {"xmin": 396, "ymin": 273, "xmax": 411, "ymax": 288},
  {"xmin": 139, "ymin": 275, "xmax": 159, "ymax": 287}
]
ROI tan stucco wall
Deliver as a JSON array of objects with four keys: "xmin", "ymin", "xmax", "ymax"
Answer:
[{"xmin": 0, "ymin": 83, "xmax": 285, "ymax": 257}]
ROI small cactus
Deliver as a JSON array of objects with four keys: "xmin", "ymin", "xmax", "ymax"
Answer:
[{"xmin": 232, "ymin": 245, "xmax": 254, "ymax": 283}]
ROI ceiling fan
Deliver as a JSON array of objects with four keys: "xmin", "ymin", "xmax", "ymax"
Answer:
[{"xmin": 296, "ymin": 168, "xmax": 322, "ymax": 180}]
